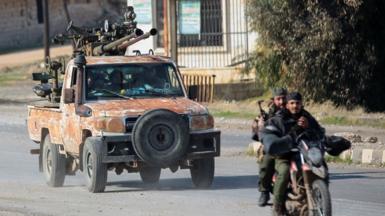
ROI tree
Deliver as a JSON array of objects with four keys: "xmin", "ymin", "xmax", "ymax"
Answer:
[{"xmin": 247, "ymin": 0, "xmax": 385, "ymax": 111}]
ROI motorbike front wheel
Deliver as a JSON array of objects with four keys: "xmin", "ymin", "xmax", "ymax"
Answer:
[{"xmin": 311, "ymin": 179, "xmax": 332, "ymax": 216}]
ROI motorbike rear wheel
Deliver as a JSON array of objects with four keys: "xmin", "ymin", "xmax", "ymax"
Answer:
[{"xmin": 311, "ymin": 179, "xmax": 332, "ymax": 216}]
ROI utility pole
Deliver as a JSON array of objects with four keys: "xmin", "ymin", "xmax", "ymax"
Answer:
[
  {"xmin": 43, "ymin": 0, "xmax": 50, "ymax": 61},
  {"xmin": 163, "ymin": 0, "xmax": 169, "ymax": 56},
  {"xmin": 169, "ymin": 0, "xmax": 178, "ymax": 64}
]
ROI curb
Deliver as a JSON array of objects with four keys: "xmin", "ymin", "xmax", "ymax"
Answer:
[
  {"xmin": 346, "ymin": 148, "xmax": 385, "ymax": 165},
  {"xmin": 247, "ymin": 142, "xmax": 385, "ymax": 166}
]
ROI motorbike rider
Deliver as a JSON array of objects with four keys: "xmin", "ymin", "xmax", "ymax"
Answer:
[
  {"xmin": 259, "ymin": 92, "xmax": 323, "ymax": 216},
  {"xmin": 252, "ymin": 88, "xmax": 287, "ymax": 206}
]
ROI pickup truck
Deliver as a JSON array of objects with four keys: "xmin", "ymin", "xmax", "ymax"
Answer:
[{"xmin": 27, "ymin": 53, "xmax": 221, "ymax": 192}]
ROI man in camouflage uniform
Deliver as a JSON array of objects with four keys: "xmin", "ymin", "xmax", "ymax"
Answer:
[
  {"xmin": 252, "ymin": 88, "xmax": 287, "ymax": 207},
  {"xmin": 259, "ymin": 92, "xmax": 323, "ymax": 216}
]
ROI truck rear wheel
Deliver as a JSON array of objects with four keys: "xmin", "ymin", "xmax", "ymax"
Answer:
[
  {"xmin": 83, "ymin": 138, "xmax": 107, "ymax": 193},
  {"xmin": 190, "ymin": 157, "xmax": 215, "ymax": 188},
  {"xmin": 42, "ymin": 135, "xmax": 66, "ymax": 187},
  {"xmin": 139, "ymin": 166, "xmax": 161, "ymax": 184}
]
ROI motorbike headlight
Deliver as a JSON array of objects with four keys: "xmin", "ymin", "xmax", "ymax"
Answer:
[
  {"xmin": 94, "ymin": 117, "xmax": 125, "ymax": 133},
  {"xmin": 190, "ymin": 114, "xmax": 214, "ymax": 131},
  {"xmin": 308, "ymin": 147, "xmax": 323, "ymax": 167}
]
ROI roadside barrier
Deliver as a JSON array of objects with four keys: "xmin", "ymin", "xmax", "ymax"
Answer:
[{"xmin": 182, "ymin": 74, "xmax": 216, "ymax": 103}]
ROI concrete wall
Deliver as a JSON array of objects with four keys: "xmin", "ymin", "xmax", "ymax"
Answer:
[
  {"xmin": 214, "ymin": 82, "xmax": 263, "ymax": 101},
  {"xmin": 0, "ymin": 0, "xmax": 111, "ymax": 52},
  {"xmin": 180, "ymin": 67, "xmax": 256, "ymax": 84},
  {"xmin": 180, "ymin": 67, "xmax": 260, "ymax": 100}
]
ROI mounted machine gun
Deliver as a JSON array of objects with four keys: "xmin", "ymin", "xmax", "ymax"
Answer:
[{"xmin": 52, "ymin": 6, "xmax": 157, "ymax": 56}]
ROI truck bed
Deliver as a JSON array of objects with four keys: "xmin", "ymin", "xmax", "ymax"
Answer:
[{"xmin": 27, "ymin": 105, "xmax": 62, "ymax": 144}]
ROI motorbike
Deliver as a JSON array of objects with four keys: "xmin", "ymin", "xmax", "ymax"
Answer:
[{"xmin": 273, "ymin": 131, "xmax": 333, "ymax": 216}]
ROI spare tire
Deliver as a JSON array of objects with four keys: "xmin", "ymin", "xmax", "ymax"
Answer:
[{"xmin": 132, "ymin": 109, "xmax": 189, "ymax": 167}]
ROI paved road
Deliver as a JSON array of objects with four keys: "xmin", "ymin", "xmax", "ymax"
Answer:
[{"xmin": 0, "ymin": 106, "xmax": 384, "ymax": 216}]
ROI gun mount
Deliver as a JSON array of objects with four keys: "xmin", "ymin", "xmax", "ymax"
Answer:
[
  {"xmin": 52, "ymin": 6, "xmax": 157, "ymax": 57},
  {"xmin": 33, "ymin": 6, "xmax": 158, "ymax": 104},
  {"xmin": 32, "ymin": 57, "xmax": 65, "ymax": 104}
]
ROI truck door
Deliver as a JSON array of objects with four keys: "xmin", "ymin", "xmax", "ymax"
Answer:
[{"xmin": 61, "ymin": 65, "xmax": 82, "ymax": 154}]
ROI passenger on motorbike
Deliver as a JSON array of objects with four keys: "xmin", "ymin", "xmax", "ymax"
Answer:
[
  {"xmin": 252, "ymin": 87, "xmax": 287, "ymax": 207},
  {"xmin": 259, "ymin": 92, "xmax": 323, "ymax": 216}
]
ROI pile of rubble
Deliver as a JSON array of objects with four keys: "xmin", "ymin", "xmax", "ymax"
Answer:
[
  {"xmin": 334, "ymin": 132, "xmax": 383, "ymax": 149},
  {"xmin": 333, "ymin": 132, "xmax": 385, "ymax": 164}
]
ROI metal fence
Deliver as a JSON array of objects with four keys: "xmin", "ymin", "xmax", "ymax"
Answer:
[
  {"xmin": 182, "ymin": 74, "xmax": 216, "ymax": 103},
  {"xmin": 177, "ymin": 0, "xmax": 250, "ymax": 68}
]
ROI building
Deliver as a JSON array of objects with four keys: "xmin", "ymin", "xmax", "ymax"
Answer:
[
  {"xmin": 128, "ymin": 0, "xmax": 257, "ymax": 69},
  {"xmin": 0, "ymin": 0, "xmax": 257, "ymax": 71},
  {"xmin": 0, "ymin": 0, "xmax": 120, "ymax": 52}
]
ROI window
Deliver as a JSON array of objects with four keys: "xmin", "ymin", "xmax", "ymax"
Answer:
[
  {"xmin": 85, "ymin": 63, "xmax": 184, "ymax": 100},
  {"xmin": 36, "ymin": 0, "xmax": 43, "ymax": 24},
  {"xmin": 167, "ymin": 66, "xmax": 180, "ymax": 88},
  {"xmin": 71, "ymin": 68, "xmax": 77, "ymax": 87},
  {"xmin": 178, "ymin": 0, "xmax": 223, "ymax": 47}
]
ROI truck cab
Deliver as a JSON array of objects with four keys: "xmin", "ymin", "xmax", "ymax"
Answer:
[{"xmin": 27, "ymin": 54, "xmax": 220, "ymax": 192}]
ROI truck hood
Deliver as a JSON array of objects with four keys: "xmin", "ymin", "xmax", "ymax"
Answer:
[{"xmin": 85, "ymin": 97, "xmax": 208, "ymax": 117}]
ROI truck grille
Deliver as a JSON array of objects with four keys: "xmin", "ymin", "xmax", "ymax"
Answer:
[
  {"xmin": 125, "ymin": 116, "xmax": 139, "ymax": 133},
  {"xmin": 125, "ymin": 114, "xmax": 189, "ymax": 133}
]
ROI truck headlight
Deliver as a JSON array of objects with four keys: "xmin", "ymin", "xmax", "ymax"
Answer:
[
  {"xmin": 190, "ymin": 114, "xmax": 214, "ymax": 131},
  {"xmin": 95, "ymin": 117, "xmax": 125, "ymax": 133}
]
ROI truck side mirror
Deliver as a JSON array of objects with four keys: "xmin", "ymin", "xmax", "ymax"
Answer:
[
  {"xmin": 188, "ymin": 85, "xmax": 198, "ymax": 100},
  {"xmin": 64, "ymin": 88, "xmax": 75, "ymax": 104}
]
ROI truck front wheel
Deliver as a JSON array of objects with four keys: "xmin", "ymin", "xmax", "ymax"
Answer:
[
  {"xmin": 190, "ymin": 158, "xmax": 215, "ymax": 188},
  {"xmin": 42, "ymin": 135, "xmax": 66, "ymax": 187},
  {"xmin": 83, "ymin": 138, "xmax": 107, "ymax": 193}
]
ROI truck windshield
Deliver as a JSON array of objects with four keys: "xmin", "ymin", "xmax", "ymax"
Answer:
[{"xmin": 85, "ymin": 63, "xmax": 185, "ymax": 100}]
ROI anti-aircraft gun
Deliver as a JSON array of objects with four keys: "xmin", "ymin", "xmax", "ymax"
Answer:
[
  {"xmin": 32, "ymin": 6, "xmax": 157, "ymax": 102},
  {"xmin": 52, "ymin": 6, "xmax": 157, "ymax": 57}
]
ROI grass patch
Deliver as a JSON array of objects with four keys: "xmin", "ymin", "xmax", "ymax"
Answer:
[
  {"xmin": 0, "ymin": 63, "xmax": 40, "ymax": 85},
  {"xmin": 320, "ymin": 116, "xmax": 348, "ymax": 125},
  {"xmin": 324, "ymin": 155, "xmax": 353, "ymax": 164},
  {"xmin": 211, "ymin": 110, "xmax": 256, "ymax": 119},
  {"xmin": 320, "ymin": 116, "xmax": 385, "ymax": 129},
  {"xmin": 0, "ymin": 55, "xmax": 69, "ymax": 86},
  {"xmin": 208, "ymin": 98, "xmax": 385, "ymax": 129}
]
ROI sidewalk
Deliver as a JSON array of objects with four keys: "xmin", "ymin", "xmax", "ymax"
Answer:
[{"xmin": 0, "ymin": 46, "xmax": 72, "ymax": 69}]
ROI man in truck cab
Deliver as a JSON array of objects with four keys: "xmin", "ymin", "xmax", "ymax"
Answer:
[
  {"xmin": 107, "ymin": 69, "xmax": 124, "ymax": 93},
  {"xmin": 87, "ymin": 71, "xmax": 105, "ymax": 94}
]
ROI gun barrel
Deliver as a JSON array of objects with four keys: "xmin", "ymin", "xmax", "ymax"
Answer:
[
  {"xmin": 93, "ymin": 29, "xmax": 144, "ymax": 56},
  {"xmin": 117, "ymin": 28, "xmax": 157, "ymax": 51}
]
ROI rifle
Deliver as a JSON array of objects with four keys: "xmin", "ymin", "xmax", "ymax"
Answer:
[
  {"xmin": 257, "ymin": 100, "xmax": 268, "ymax": 121},
  {"xmin": 251, "ymin": 100, "xmax": 267, "ymax": 141}
]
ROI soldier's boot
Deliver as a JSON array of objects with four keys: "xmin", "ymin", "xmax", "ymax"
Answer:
[
  {"xmin": 258, "ymin": 191, "xmax": 270, "ymax": 207},
  {"xmin": 272, "ymin": 202, "xmax": 286, "ymax": 216}
]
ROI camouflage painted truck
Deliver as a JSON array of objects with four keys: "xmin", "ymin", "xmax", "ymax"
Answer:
[
  {"xmin": 27, "ymin": 53, "xmax": 220, "ymax": 193},
  {"xmin": 27, "ymin": 6, "xmax": 220, "ymax": 193}
]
